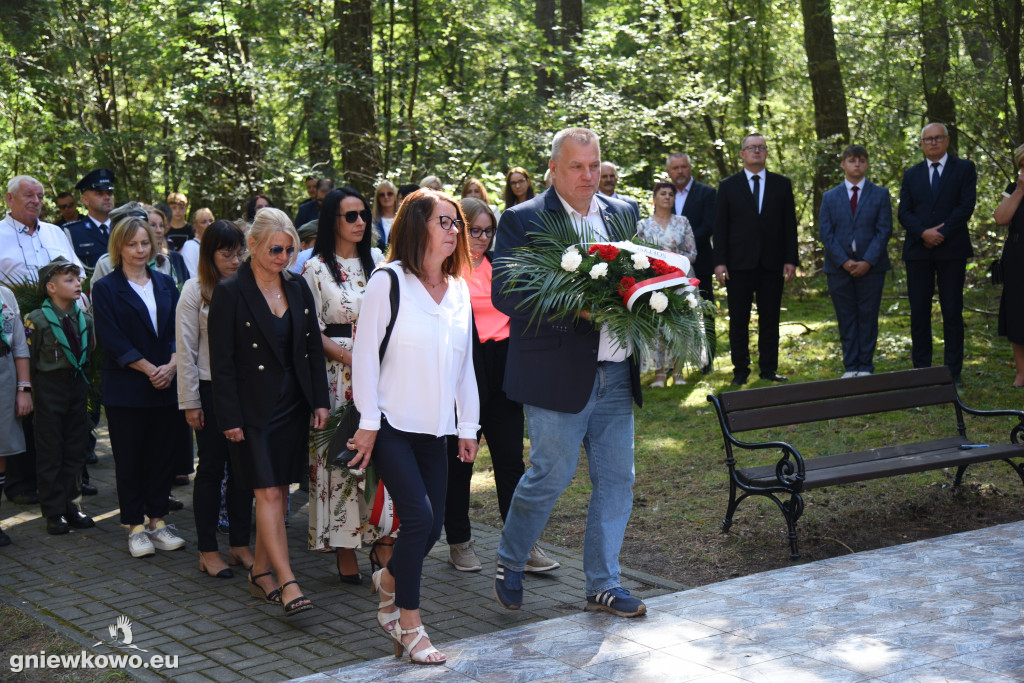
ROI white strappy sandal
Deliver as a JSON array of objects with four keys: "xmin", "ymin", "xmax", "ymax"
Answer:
[
  {"xmin": 370, "ymin": 568, "xmax": 400, "ymax": 632},
  {"xmin": 390, "ymin": 623, "xmax": 446, "ymax": 665}
]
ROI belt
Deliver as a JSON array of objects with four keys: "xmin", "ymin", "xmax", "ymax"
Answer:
[{"xmin": 323, "ymin": 323, "xmax": 353, "ymax": 338}]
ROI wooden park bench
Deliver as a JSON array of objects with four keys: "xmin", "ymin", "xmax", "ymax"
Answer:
[{"xmin": 707, "ymin": 367, "xmax": 1024, "ymax": 559}]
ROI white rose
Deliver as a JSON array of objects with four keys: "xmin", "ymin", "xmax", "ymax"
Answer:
[
  {"xmin": 631, "ymin": 253, "xmax": 651, "ymax": 270},
  {"xmin": 561, "ymin": 251, "xmax": 583, "ymax": 272},
  {"xmin": 686, "ymin": 293, "xmax": 699, "ymax": 309},
  {"xmin": 649, "ymin": 291, "xmax": 669, "ymax": 313},
  {"xmin": 590, "ymin": 262, "xmax": 609, "ymax": 279}
]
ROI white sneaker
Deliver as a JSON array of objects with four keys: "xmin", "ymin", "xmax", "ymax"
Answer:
[
  {"xmin": 147, "ymin": 525, "xmax": 185, "ymax": 551},
  {"xmin": 856, "ymin": 371, "xmax": 873, "ymax": 377},
  {"xmin": 448, "ymin": 540, "xmax": 482, "ymax": 572},
  {"xmin": 841, "ymin": 371, "xmax": 858, "ymax": 379},
  {"xmin": 129, "ymin": 531, "xmax": 155, "ymax": 558},
  {"xmin": 524, "ymin": 543, "xmax": 560, "ymax": 573}
]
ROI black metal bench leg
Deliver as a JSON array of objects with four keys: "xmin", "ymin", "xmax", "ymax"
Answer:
[
  {"xmin": 780, "ymin": 494, "xmax": 805, "ymax": 560},
  {"xmin": 953, "ymin": 464, "xmax": 968, "ymax": 487},
  {"xmin": 1003, "ymin": 458, "xmax": 1024, "ymax": 486},
  {"xmin": 722, "ymin": 478, "xmax": 740, "ymax": 532}
]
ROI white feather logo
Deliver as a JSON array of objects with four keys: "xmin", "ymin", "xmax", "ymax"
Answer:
[{"xmin": 94, "ymin": 615, "xmax": 148, "ymax": 652}]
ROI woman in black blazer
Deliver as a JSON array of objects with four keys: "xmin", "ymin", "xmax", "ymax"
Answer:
[
  {"xmin": 209, "ymin": 208, "xmax": 330, "ymax": 617},
  {"xmin": 92, "ymin": 216, "xmax": 184, "ymax": 559}
]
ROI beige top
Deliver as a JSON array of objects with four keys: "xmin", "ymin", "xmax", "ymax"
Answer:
[{"xmin": 174, "ymin": 277, "xmax": 210, "ymax": 409}]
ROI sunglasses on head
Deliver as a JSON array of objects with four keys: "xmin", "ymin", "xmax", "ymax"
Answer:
[
  {"xmin": 339, "ymin": 209, "xmax": 372, "ymax": 224},
  {"xmin": 268, "ymin": 246, "xmax": 296, "ymax": 256}
]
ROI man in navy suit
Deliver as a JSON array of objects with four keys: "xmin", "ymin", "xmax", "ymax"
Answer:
[
  {"xmin": 64, "ymin": 168, "xmax": 116, "ymax": 270},
  {"xmin": 819, "ymin": 145, "xmax": 892, "ymax": 378},
  {"xmin": 898, "ymin": 123, "xmax": 976, "ymax": 385},
  {"xmin": 668, "ymin": 152, "xmax": 717, "ymax": 371},
  {"xmin": 491, "ymin": 127, "xmax": 646, "ymax": 618},
  {"xmin": 713, "ymin": 133, "xmax": 799, "ymax": 385}
]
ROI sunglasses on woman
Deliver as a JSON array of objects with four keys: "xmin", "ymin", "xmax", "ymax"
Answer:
[
  {"xmin": 268, "ymin": 246, "xmax": 296, "ymax": 256},
  {"xmin": 339, "ymin": 210, "xmax": 372, "ymax": 224}
]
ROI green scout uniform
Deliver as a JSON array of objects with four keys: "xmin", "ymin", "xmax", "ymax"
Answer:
[{"xmin": 25, "ymin": 296, "xmax": 94, "ymax": 520}]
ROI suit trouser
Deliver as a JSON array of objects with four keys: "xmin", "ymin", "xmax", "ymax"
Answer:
[
  {"xmin": 827, "ymin": 270, "xmax": 886, "ymax": 373},
  {"xmin": 694, "ymin": 262, "xmax": 717, "ymax": 362},
  {"xmin": 725, "ymin": 267, "xmax": 784, "ymax": 376},
  {"xmin": 905, "ymin": 258, "xmax": 966, "ymax": 377},
  {"xmin": 106, "ymin": 405, "xmax": 178, "ymax": 526},
  {"xmin": 5, "ymin": 414, "xmax": 37, "ymax": 500},
  {"xmin": 34, "ymin": 370, "xmax": 89, "ymax": 518},
  {"xmin": 445, "ymin": 341, "xmax": 526, "ymax": 544}
]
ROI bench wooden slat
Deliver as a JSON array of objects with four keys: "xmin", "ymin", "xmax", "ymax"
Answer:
[
  {"xmin": 738, "ymin": 441, "xmax": 1024, "ymax": 490},
  {"xmin": 719, "ymin": 366, "xmax": 953, "ymax": 412},
  {"xmin": 726, "ymin": 385, "xmax": 957, "ymax": 432}
]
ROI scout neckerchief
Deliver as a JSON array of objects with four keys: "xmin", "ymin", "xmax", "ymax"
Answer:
[
  {"xmin": 41, "ymin": 299, "xmax": 90, "ymax": 382},
  {"xmin": 0, "ymin": 299, "xmax": 10, "ymax": 350}
]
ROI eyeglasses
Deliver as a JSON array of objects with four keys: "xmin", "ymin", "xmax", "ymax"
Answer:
[
  {"xmin": 435, "ymin": 215, "xmax": 464, "ymax": 232},
  {"xmin": 217, "ymin": 248, "xmax": 247, "ymax": 262},
  {"xmin": 922, "ymin": 135, "xmax": 948, "ymax": 144},
  {"xmin": 339, "ymin": 209, "xmax": 372, "ymax": 224},
  {"xmin": 469, "ymin": 227, "xmax": 495, "ymax": 239},
  {"xmin": 268, "ymin": 246, "xmax": 296, "ymax": 256},
  {"xmin": 57, "ymin": 203, "xmax": 75, "ymax": 210},
  {"xmin": 742, "ymin": 144, "xmax": 768, "ymax": 152},
  {"xmin": 379, "ymin": 191, "xmax": 394, "ymax": 197},
  {"xmin": 510, "ymin": 179, "xmax": 528, "ymax": 186}
]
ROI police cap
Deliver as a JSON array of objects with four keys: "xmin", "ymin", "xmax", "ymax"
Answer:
[{"xmin": 75, "ymin": 168, "xmax": 116, "ymax": 192}]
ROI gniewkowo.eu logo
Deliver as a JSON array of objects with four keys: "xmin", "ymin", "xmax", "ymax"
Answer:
[{"xmin": 7, "ymin": 615, "xmax": 179, "ymax": 673}]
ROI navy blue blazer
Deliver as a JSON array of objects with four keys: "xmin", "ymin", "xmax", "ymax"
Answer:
[
  {"xmin": 897, "ymin": 153, "xmax": 977, "ymax": 261},
  {"xmin": 64, "ymin": 217, "xmax": 110, "ymax": 269},
  {"xmin": 491, "ymin": 189, "xmax": 642, "ymax": 413},
  {"xmin": 208, "ymin": 261, "xmax": 329, "ymax": 431},
  {"xmin": 677, "ymin": 180, "xmax": 717, "ymax": 277},
  {"xmin": 91, "ymin": 267, "xmax": 179, "ymax": 408},
  {"xmin": 712, "ymin": 170, "xmax": 799, "ymax": 271},
  {"xmin": 819, "ymin": 180, "xmax": 893, "ymax": 274}
]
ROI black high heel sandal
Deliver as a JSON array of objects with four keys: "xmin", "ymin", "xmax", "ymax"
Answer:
[
  {"xmin": 369, "ymin": 539, "xmax": 395, "ymax": 573},
  {"xmin": 337, "ymin": 548, "xmax": 363, "ymax": 585},
  {"xmin": 248, "ymin": 569, "xmax": 281, "ymax": 604},
  {"xmin": 279, "ymin": 580, "xmax": 314, "ymax": 617}
]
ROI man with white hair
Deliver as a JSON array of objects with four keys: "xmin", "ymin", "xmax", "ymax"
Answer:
[
  {"xmin": 491, "ymin": 127, "xmax": 646, "ymax": 618},
  {"xmin": 2, "ymin": 176, "xmax": 83, "ymax": 285},
  {"xmin": 598, "ymin": 162, "xmax": 639, "ymax": 214}
]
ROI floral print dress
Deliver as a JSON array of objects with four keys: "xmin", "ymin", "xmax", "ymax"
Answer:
[{"xmin": 303, "ymin": 249, "xmax": 385, "ymax": 551}]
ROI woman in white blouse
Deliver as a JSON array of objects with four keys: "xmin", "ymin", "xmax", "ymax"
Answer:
[
  {"xmin": 176, "ymin": 220, "xmax": 254, "ymax": 578},
  {"xmin": 348, "ymin": 189, "xmax": 479, "ymax": 665}
]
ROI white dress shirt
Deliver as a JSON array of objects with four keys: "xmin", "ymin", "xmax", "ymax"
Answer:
[
  {"xmin": 744, "ymin": 169, "xmax": 765, "ymax": 213},
  {"xmin": 352, "ymin": 261, "xmax": 479, "ymax": 438},
  {"xmin": 928, "ymin": 153, "xmax": 949, "ymax": 182},
  {"xmin": 674, "ymin": 181, "xmax": 691, "ymax": 214},
  {"xmin": 1, "ymin": 214, "xmax": 84, "ymax": 283},
  {"xmin": 181, "ymin": 238, "xmax": 201, "ymax": 279},
  {"xmin": 554, "ymin": 190, "xmax": 631, "ymax": 363}
]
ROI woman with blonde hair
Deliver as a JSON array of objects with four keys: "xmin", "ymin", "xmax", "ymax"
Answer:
[
  {"xmin": 182, "ymin": 208, "xmax": 215, "ymax": 279},
  {"xmin": 209, "ymin": 208, "xmax": 330, "ymax": 616},
  {"xmin": 372, "ymin": 180, "xmax": 398, "ymax": 249}
]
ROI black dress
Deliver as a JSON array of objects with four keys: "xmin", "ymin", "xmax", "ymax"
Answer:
[
  {"xmin": 998, "ymin": 182, "xmax": 1024, "ymax": 345},
  {"xmin": 233, "ymin": 308, "xmax": 310, "ymax": 489}
]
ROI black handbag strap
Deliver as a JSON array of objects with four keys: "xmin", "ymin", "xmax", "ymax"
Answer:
[{"xmin": 376, "ymin": 267, "xmax": 400, "ymax": 362}]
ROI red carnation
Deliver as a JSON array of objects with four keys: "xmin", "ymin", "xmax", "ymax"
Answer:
[
  {"xmin": 618, "ymin": 276, "xmax": 636, "ymax": 294},
  {"xmin": 588, "ymin": 245, "xmax": 600, "ymax": 255},
  {"xmin": 597, "ymin": 244, "xmax": 620, "ymax": 261}
]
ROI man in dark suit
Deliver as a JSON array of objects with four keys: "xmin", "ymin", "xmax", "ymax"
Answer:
[
  {"xmin": 898, "ymin": 123, "xmax": 977, "ymax": 385},
  {"xmin": 713, "ymin": 133, "xmax": 799, "ymax": 385},
  {"xmin": 668, "ymin": 152, "xmax": 717, "ymax": 371},
  {"xmin": 819, "ymin": 144, "xmax": 893, "ymax": 378},
  {"xmin": 491, "ymin": 127, "xmax": 646, "ymax": 618},
  {"xmin": 598, "ymin": 162, "xmax": 640, "ymax": 214},
  {"xmin": 64, "ymin": 168, "xmax": 115, "ymax": 270}
]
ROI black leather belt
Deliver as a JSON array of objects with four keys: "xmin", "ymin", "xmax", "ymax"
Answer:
[{"xmin": 324, "ymin": 323, "xmax": 353, "ymax": 338}]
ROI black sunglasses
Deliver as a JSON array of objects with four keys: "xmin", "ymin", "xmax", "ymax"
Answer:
[
  {"xmin": 339, "ymin": 209, "xmax": 372, "ymax": 224},
  {"xmin": 268, "ymin": 246, "xmax": 296, "ymax": 256},
  {"xmin": 57, "ymin": 203, "xmax": 75, "ymax": 210}
]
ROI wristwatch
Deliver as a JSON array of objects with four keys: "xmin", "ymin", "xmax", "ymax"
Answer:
[{"xmin": 17, "ymin": 386, "xmax": 31, "ymax": 392}]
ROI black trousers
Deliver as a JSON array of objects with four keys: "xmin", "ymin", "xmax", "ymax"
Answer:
[
  {"xmin": 34, "ymin": 370, "xmax": 89, "ymax": 518},
  {"xmin": 695, "ymin": 262, "xmax": 717, "ymax": 363},
  {"xmin": 373, "ymin": 419, "xmax": 447, "ymax": 610},
  {"xmin": 905, "ymin": 258, "xmax": 966, "ymax": 377},
  {"xmin": 725, "ymin": 266, "xmax": 784, "ymax": 377},
  {"xmin": 193, "ymin": 381, "xmax": 252, "ymax": 551},
  {"xmin": 106, "ymin": 404, "xmax": 178, "ymax": 526},
  {"xmin": 445, "ymin": 338, "xmax": 525, "ymax": 544},
  {"xmin": 5, "ymin": 413, "xmax": 37, "ymax": 501}
]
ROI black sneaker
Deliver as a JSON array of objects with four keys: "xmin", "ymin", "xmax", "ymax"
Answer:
[
  {"xmin": 585, "ymin": 587, "xmax": 647, "ymax": 617},
  {"xmin": 494, "ymin": 562, "xmax": 523, "ymax": 610}
]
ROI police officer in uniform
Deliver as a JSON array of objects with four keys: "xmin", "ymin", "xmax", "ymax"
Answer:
[{"xmin": 64, "ymin": 168, "xmax": 116, "ymax": 270}]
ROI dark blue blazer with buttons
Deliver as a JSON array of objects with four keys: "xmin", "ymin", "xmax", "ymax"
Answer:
[
  {"xmin": 91, "ymin": 266, "xmax": 179, "ymax": 408},
  {"xmin": 64, "ymin": 217, "xmax": 110, "ymax": 269},
  {"xmin": 208, "ymin": 260, "xmax": 329, "ymax": 431},
  {"xmin": 492, "ymin": 188, "xmax": 642, "ymax": 413},
  {"xmin": 897, "ymin": 153, "xmax": 977, "ymax": 261}
]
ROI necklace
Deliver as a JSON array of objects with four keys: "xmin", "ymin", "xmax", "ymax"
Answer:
[
  {"xmin": 420, "ymin": 275, "xmax": 445, "ymax": 289},
  {"xmin": 254, "ymin": 273, "xmax": 282, "ymax": 299}
]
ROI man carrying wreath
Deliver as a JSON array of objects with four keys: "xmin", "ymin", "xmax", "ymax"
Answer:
[{"xmin": 491, "ymin": 127, "xmax": 647, "ymax": 617}]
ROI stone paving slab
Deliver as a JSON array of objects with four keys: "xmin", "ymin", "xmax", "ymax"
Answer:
[
  {"xmin": 302, "ymin": 521, "xmax": 1024, "ymax": 683},
  {"xmin": 0, "ymin": 434, "xmax": 672, "ymax": 681}
]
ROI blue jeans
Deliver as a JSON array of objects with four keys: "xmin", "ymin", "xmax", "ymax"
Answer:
[{"xmin": 497, "ymin": 360, "xmax": 635, "ymax": 595}]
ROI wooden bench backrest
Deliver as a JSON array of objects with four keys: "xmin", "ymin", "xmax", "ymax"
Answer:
[{"xmin": 718, "ymin": 367, "xmax": 958, "ymax": 433}]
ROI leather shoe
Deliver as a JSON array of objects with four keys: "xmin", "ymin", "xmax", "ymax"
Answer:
[
  {"xmin": 8, "ymin": 491, "xmax": 39, "ymax": 505},
  {"xmin": 46, "ymin": 515, "xmax": 70, "ymax": 535},
  {"xmin": 168, "ymin": 496, "xmax": 184, "ymax": 511},
  {"xmin": 80, "ymin": 483, "xmax": 98, "ymax": 496},
  {"xmin": 759, "ymin": 372, "xmax": 788, "ymax": 382},
  {"xmin": 0, "ymin": 528, "xmax": 10, "ymax": 546},
  {"xmin": 66, "ymin": 510, "xmax": 95, "ymax": 529},
  {"xmin": 85, "ymin": 450, "xmax": 98, "ymax": 465},
  {"xmin": 700, "ymin": 363, "xmax": 713, "ymax": 375},
  {"xmin": 730, "ymin": 374, "xmax": 748, "ymax": 386}
]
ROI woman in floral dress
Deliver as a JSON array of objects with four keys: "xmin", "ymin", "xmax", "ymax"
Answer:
[{"xmin": 303, "ymin": 188, "xmax": 390, "ymax": 583}]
